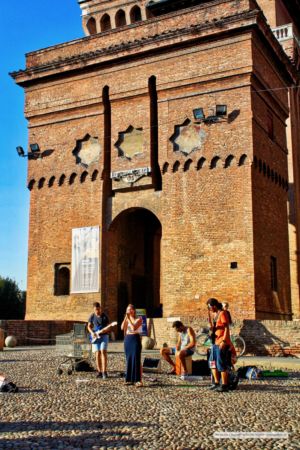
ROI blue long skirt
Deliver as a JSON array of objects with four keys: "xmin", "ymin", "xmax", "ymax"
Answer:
[{"xmin": 124, "ymin": 334, "xmax": 142, "ymax": 383}]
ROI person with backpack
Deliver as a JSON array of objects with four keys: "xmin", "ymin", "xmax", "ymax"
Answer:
[{"xmin": 206, "ymin": 297, "xmax": 233, "ymax": 392}]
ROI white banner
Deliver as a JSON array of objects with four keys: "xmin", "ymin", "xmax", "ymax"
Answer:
[{"xmin": 71, "ymin": 226, "xmax": 100, "ymax": 293}]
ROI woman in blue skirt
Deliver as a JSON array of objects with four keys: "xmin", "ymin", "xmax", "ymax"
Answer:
[{"xmin": 121, "ymin": 304, "xmax": 143, "ymax": 386}]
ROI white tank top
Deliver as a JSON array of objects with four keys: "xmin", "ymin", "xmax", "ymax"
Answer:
[{"xmin": 127, "ymin": 318, "xmax": 142, "ymax": 335}]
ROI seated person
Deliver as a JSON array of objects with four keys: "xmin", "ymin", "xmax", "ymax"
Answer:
[{"xmin": 160, "ymin": 321, "xmax": 196, "ymax": 378}]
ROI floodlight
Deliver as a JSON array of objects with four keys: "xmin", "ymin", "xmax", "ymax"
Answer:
[
  {"xmin": 30, "ymin": 143, "xmax": 40, "ymax": 152},
  {"xmin": 215, "ymin": 105, "xmax": 227, "ymax": 116},
  {"xmin": 16, "ymin": 146, "xmax": 25, "ymax": 157},
  {"xmin": 193, "ymin": 108, "xmax": 205, "ymax": 120}
]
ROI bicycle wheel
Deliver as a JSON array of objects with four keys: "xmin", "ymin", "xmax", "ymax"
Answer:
[
  {"xmin": 231, "ymin": 335, "xmax": 246, "ymax": 358},
  {"xmin": 195, "ymin": 333, "xmax": 212, "ymax": 356}
]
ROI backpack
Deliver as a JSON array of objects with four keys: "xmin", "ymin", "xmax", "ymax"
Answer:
[
  {"xmin": 237, "ymin": 365, "xmax": 261, "ymax": 380},
  {"xmin": 0, "ymin": 381, "xmax": 19, "ymax": 393},
  {"xmin": 74, "ymin": 361, "xmax": 94, "ymax": 372},
  {"xmin": 228, "ymin": 369, "xmax": 239, "ymax": 390},
  {"xmin": 192, "ymin": 359, "xmax": 211, "ymax": 376}
]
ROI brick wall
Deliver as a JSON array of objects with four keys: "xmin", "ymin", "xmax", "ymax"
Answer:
[
  {"xmin": 0, "ymin": 321, "xmax": 84, "ymax": 346},
  {"xmin": 148, "ymin": 317, "xmax": 300, "ymax": 356},
  {"xmin": 11, "ymin": 0, "xmax": 298, "ymax": 323},
  {"xmin": 1, "ymin": 318, "xmax": 299, "ymax": 356}
]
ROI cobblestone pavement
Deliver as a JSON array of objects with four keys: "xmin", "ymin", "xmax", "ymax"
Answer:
[{"xmin": 0, "ymin": 349, "xmax": 299, "ymax": 450}]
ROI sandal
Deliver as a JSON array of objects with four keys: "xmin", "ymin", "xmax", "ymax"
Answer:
[{"xmin": 135, "ymin": 382, "xmax": 143, "ymax": 387}]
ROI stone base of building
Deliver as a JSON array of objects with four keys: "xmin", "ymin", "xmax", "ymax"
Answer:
[
  {"xmin": 0, "ymin": 320, "xmax": 81, "ymax": 346},
  {"xmin": 0, "ymin": 319, "xmax": 299, "ymax": 356},
  {"xmin": 147, "ymin": 317, "xmax": 300, "ymax": 357}
]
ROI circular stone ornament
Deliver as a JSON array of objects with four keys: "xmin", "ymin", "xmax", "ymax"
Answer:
[
  {"xmin": 141, "ymin": 336, "xmax": 155, "ymax": 350},
  {"xmin": 5, "ymin": 335, "xmax": 17, "ymax": 348}
]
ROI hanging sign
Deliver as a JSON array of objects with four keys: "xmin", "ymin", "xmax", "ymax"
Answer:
[
  {"xmin": 71, "ymin": 226, "xmax": 100, "ymax": 293},
  {"xmin": 136, "ymin": 308, "xmax": 148, "ymax": 336}
]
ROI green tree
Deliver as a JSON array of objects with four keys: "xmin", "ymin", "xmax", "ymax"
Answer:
[{"xmin": 0, "ymin": 276, "xmax": 26, "ymax": 319}]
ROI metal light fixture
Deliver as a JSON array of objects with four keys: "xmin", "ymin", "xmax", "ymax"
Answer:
[
  {"xmin": 30, "ymin": 143, "xmax": 40, "ymax": 152},
  {"xmin": 16, "ymin": 146, "xmax": 25, "ymax": 157},
  {"xmin": 215, "ymin": 104, "xmax": 227, "ymax": 116},
  {"xmin": 16, "ymin": 143, "xmax": 43, "ymax": 159},
  {"xmin": 193, "ymin": 108, "xmax": 205, "ymax": 121}
]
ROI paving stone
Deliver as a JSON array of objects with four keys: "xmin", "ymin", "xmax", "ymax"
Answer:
[{"xmin": 0, "ymin": 349, "xmax": 299, "ymax": 450}]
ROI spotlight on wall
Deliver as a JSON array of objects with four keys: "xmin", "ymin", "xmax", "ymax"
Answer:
[
  {"xmin": 192, "ymin": 105, "xmax": 228, "ymax": 124},
  {"xmin": 16, "ymin": 143, "xmax": 43, "ymax": 159},
  {"xmin": 193, "ymin": 107, "xmax": 205, "ymax": 121},
  {"xmin": 215, "ymin": 104, "xmax": 227, "ymax": 116},
  {"xmin": 30, "ymin": 143, "xmax": 40, "ymax": 153},
  {"xmin": 16, "ymin": 146, "xmax": 25, "ymax": 157}
]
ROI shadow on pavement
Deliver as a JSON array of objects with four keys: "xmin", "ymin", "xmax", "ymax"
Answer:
[{"xmin": 0, "ymin": 420, "xmax": 155, "ymax": 448}]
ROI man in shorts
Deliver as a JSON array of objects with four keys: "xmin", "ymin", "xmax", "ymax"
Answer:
[
  {"xmin": 160, "ymin": 321, "xmax": 196, "ymax": 379},
  {"xmin": 207, "ymin": 297, "xmax": 232, "ymax": 392},
  {"xmin": 87, "ymin": 302, "xmax": 110, "ymax": 379}
]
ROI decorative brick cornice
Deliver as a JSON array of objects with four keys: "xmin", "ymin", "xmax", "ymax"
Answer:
[{"xmin": 11, "ymin": 9, "xmax": 258, "ymax": 84}]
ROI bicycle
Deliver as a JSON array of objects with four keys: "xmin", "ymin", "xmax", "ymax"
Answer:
[{"xmin": 195, "ymin": 328, "xmax": 246, "ymax": 358}]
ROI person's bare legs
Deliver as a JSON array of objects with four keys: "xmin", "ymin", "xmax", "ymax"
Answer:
[
  {"xmin": 221, "ymin": 370, "xmax": 228, "ymax": 386},
  {"xmin": 178, "ymin": 350, "xmax": 188, "ymax": 375},
  {"xmin": 160, "ymin": 348, "xmax": 176, "ymax": 372},
  {"xmin": 211, "ymin": 368, "xmax": 220, "ymax": 384},
  {"xmin": 95, "ymin": 351, "xmax": 102, "ymax": 373},
  {"xmin": 101, "ymin": 350, "xmax": 107, "ymax": 373}
]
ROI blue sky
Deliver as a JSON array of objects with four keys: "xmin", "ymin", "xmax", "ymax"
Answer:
[{"xmin": 0, "ymin": 0, "xmax": 83, "ymax": 290}]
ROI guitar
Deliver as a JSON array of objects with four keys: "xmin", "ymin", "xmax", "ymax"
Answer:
[{"xmin": 89, "ymin": 321, "xmax": 118, "ymax": 343}]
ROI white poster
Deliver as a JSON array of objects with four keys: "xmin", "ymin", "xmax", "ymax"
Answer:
[{"xmin": 71, "ymin": 226, "xmax": 100, "ymax": 293}]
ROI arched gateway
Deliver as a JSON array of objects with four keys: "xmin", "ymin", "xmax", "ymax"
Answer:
[{"xmin": 107, "ymin": 208, "xmax": 162, "ymax": 328}]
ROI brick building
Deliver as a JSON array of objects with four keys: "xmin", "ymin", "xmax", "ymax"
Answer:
[{"xmin": 11, "ymin": 0, "xmax": 300, "ymax": 324}]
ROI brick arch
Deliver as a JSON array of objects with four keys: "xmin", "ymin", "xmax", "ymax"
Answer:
[
  {"xmin": 162, "ymin": 162, "xmax": 169, "ymax": 174},
  {"xmin": 271, "ymin": 169, "xmax": 274, "ymax": 181},
  {"xmin": 48, "ymin": 176, "xmax": 56, "ymax": 187},
  {"xmin": 238, "ymin": 154, "xmax": 247, "ymax": 166},
  {"xmin": 91, "ymin": 169, "xmax": 99, "ymax": 181},
  {"xmin": 100, "ymin": 13, "xmax": 111, "ymax": 32},
  {"xmin": 111, "ymin": 203, "xmax": 161, "ymax": 226},
  {"xmin": 263, "ymin": 162, "xmax": 267, "ymax": 176},
  {"xmin": 172, "ymin": 161, "xmax": 180, "ymax": 172},
  {"xmin": 80, "ymin": 171, "xmax": 88, "ymax": 183},
  {"xmin": 196, "ymin": 157, "xmax": 206, "ymax": 170},
  {"xmin": 69, "ymin": 173, "xmax": 77, "ymax": 185},
  {"xmin": 130, "ymin": 5, "xmax": 142, "ymax": 23},
  {"xmin": 38, "ymin": 177, "xmax": 46, "ymax": 189},
  {"xmin": 86, "ymin": 17, "xmax": 97, "ymax": 35},
  {"xmin": 28, "ymin": 179, "xmax": 36, "ymax": 190},
  {"xmin": 224, "ymin": 154, "xmax": 235, "ymax": 168},
  {"xmin": 58, "ymin": 174, "xmax": 66, "ymax": 186},
  {"xmin": 210, "ymin": 156, "xmax": 221, "ymax": 169},
  {"xmin": 183, "ymin": 159, "xmax": 193, "ymax": 172},
  {"xmin": 107, "ymin": 207, "xmax": 162, "ymax": 323},
  {"xmin": 115, "ymin": 9, "xmax": 126, "ymax": 27}
]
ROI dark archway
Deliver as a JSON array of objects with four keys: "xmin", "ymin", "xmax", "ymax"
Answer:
[
  {"xmin": 130, "ymin": 5, "xmax": 142, "ymax": 23},
  {"xmin": 54, "ymin": 265, "xmax": 70, "ymax": 296},
  {"xmin": 86, "ymin": 17, "xmax": 97, "ymax": 35},
  {"xmin": 108, "ymin": 208, "xmax": 162, "ymax": 328},
  {"xmin": 115, "ymin": 9, "xmax": 126, "ymax": 27},
  {"xmin": 100, "ymin": 13, "xmax": 111, "ymax": 32}
]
